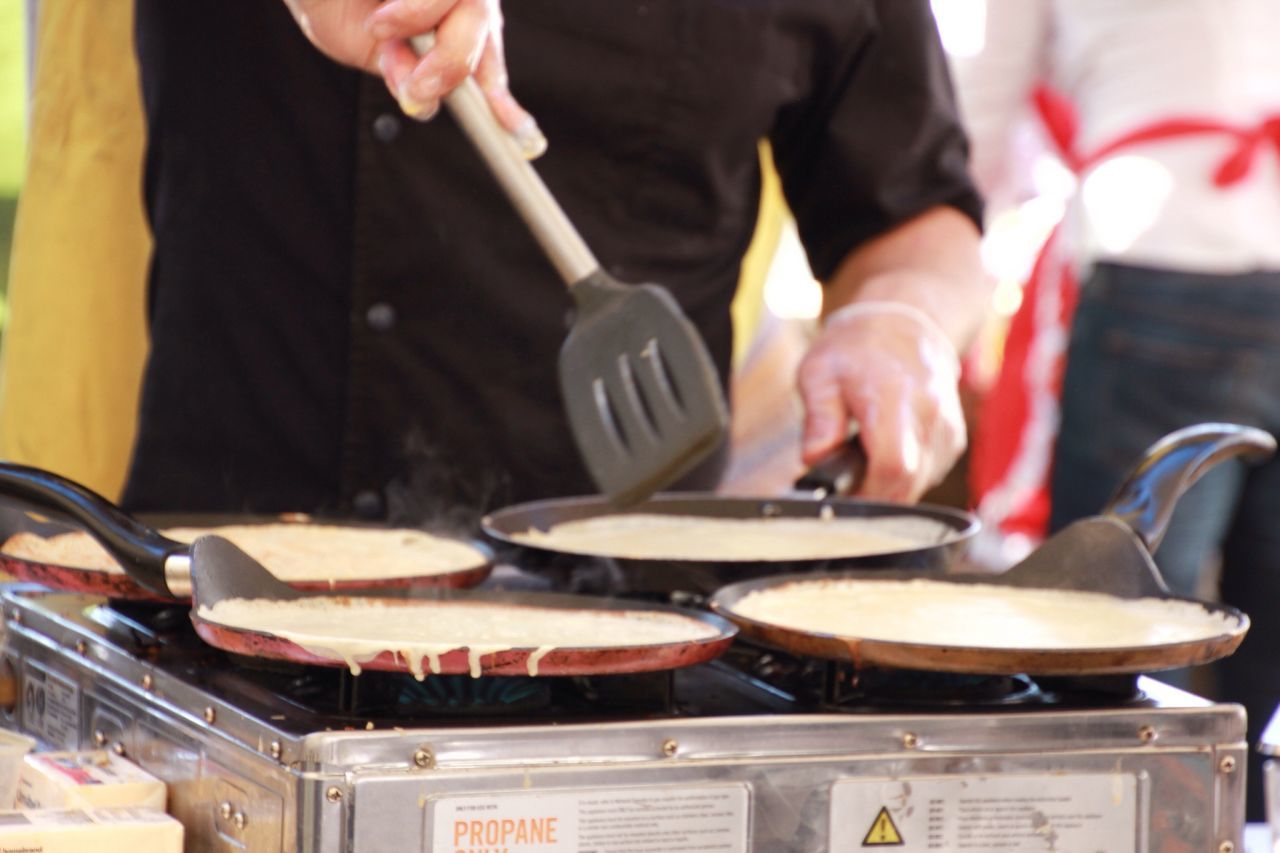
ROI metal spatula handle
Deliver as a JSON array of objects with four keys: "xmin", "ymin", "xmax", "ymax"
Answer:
[{"xmin": 409, "ymin": 33, "xmax": 598, "ymax": 285}]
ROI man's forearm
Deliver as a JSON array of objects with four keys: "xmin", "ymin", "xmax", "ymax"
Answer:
[{"xmin": 822, "ymin": 205, "xmax": 989, "ymax": 352}]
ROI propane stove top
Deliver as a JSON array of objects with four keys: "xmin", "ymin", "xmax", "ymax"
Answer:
[
  {"xmin": 0, "ymin": 587, "xmax": 1249, "ymax": 852},
  {"xmin": 69, "ymin": 593, "xmax": 1155, "ymax": 727}
]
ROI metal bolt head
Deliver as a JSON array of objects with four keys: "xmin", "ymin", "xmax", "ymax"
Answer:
[
  {"xmin": 218, "ymin": 802, "xmax": 232, "ymax": 820},
  {"xmin": 203, "ymin": 706, "xmax": 216, "ymax": 725},
  {"xmin": 141, "ymin": 673, "xmax": 154, "ymax": 691},
  {"xmin": 1219, "ymin": 841, "xmax": 1235, "ymax": 853},
  {"xmin": 1219, "ymin": 755, "xmax": 1237, "ymax": 774},
  {"xmin": 662, "ymin": 739, "xmax": 679, "ymax": 757},
  {"xmin": 232, "ymin": 811, "xmax": 247, "ymax": 830},
  {"xmin": 1138, "ymin": 725, "xmax": 1158, "ymax": 744},
  {"xmin": 325, "ymin": 786, "xmax": 343, "ymax": 804},
  {"xmin": 112, "ymin": 742, "xmax": 125, "ymax": 757},
  {"xmin": 902, "ymin": 732, "xmax": 920, "ymax": 749},
  {"xmin": 413, "ymin": 748, "xmax": 434, "ymax": 769},
  {"xmin": 10, "ymin": 611, "xmax": 20, "ymax": 625},
  {"xmin": 92, "ymin": 730, "xmax": 107, "ymax": 747},
  {"xmin": 269, "ymin": 740, "xmax": 282, "ymax": 760},
  {"xmin": 74, "ymin": 640, "xmax": 87, "ymax": 656}
]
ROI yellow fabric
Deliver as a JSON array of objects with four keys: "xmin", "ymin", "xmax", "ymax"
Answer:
[
  {"xmin": 0, "ymin": 0, "xmax": 150, "ymax": 500},
  {"xmin": 730, "ymin": 142, "xmax": 785, "ymax": 368}
]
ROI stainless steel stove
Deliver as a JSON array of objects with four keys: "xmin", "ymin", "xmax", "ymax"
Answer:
[{"xmin": 0, "ymin": 587, "xmax": 1247, "ymax": 852}]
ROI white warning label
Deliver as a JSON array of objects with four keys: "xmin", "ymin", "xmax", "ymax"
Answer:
[
  {"xmin": 830, "ymin": 773, "xmax": 1138, "ymax": 852},
  {"xmin": 428, "ymin": 784, "xmax": 749, "ymax": 852}
]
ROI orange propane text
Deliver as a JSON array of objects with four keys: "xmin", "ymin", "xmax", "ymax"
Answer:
[{"xmin": 453, "ymin": 816, "xmax": 559, "ymax": 851}]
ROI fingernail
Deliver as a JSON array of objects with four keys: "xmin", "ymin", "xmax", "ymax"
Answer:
[
  {"xmin": 368, "ymin": 19, "xmax": 395, "ymax": 40},
  {"xmin": 397, "ymin": 85, "xmax": 438, "ymax": 122},
  {"xmin": 514, "ymin": 116, "xmax": 548, "ymax": 160},
  {"xmin": 411, "ymin": 73, "xmax": 443, "ymax": 102}
]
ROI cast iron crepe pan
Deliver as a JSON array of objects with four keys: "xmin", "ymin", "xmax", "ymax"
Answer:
[
  {"xmin": 188, "ymin": 536, "xmax": 737, "ymax": 677},
  {"xmin": 483, "ymin": 438, "xmax": 978, "ymax": 596},
  {"xmin": 0, "ymin": 463, "xmax": 493, "ymax": 601},
  {"xmin": 710, "ymin": 423, "xmax": 1273, "ymax": 675}
]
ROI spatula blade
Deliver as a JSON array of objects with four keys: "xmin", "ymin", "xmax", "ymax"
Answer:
[{"xmin": 560, "ymin": 274, "xmax": 729, "ymax": 506}]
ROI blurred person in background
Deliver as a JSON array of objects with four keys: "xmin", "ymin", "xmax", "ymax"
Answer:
[
  {"xmin": 957, "ymin": 0, "xmax": 1280, "ymax": 820},
  {"xmin": 123, "ymin": 0, "xmax": 989, "ymax": 521}
]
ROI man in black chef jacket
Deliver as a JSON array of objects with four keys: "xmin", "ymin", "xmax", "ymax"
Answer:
[{"xmin": 123, "ymin": 0, "xmax": 989, "ymax": 522}]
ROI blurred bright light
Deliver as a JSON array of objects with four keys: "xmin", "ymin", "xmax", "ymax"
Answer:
[
  {"xmin": 1081, "ymin": 156, "xmax": 1174, "ymax": 254},
  {"xmin": 1032, "ymin": 153, "xmax": 1078, "ymax": 200},
  {"xmin": 763, "ymin": 220, "xmax": 823, "ymax": 320},
  {"xmin": 931, "ymin": 0, "xmax": 987, "ymax": 58}
]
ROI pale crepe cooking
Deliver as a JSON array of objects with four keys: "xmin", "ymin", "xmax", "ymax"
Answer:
[
  {"xmin": 731, "ymin": 578, "xmax": 1240, "ymax": 649},
  {"xmin": 197, "ymin": 596, "xmax": 722, "ymax": 678},
  {"xmin": 512, "ymin": 514, "xmax": 920, "ymax": 560},
  {"xmin": 2, "ymin": 525, "xmax": 485, "ymax": 581}
]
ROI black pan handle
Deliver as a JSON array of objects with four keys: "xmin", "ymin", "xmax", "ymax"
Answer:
[
  {"xmin": 793, "ymin": 428, "xmax": 868, "ymax": 499},
  {"xmin": 0, "ymin": 463, "xmax": 185, "ymax": 596},
  {"xmin": 1102, "ymin": 423, "xmax": 1276, "ymax": 553}
]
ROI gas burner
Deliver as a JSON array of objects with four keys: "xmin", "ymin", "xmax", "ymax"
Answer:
[
  {"xmin": 723, "ymin": 643, "xmax": 1149, "ymax": 712},
  {"xmin": 831, "ymin": 667, "xmax": 1041, "ymax": 709}
]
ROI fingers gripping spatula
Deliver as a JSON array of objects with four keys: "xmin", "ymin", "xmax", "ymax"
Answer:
[{"xmin": 411, "ymin": 35, "xmax": 730, "ymax": 506}]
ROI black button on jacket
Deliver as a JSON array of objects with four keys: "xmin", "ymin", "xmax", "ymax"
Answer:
[{"xmin": 124, "ymin": 0, "xmax": 981, "ymax": 521}]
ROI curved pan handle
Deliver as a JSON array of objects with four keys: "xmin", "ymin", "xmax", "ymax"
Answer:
[
  {"xmin": 0, "ymin": 463, "xmax": 187, "ymax": 597},
  {"xmin": 1103, "ymin": 423, "xmax": 1276, "ymax": 553},
  {"xmin": 792, "ymin": 428, "xmax": 868, "ymax": 499}
]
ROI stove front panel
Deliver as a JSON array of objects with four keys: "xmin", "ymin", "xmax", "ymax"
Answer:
[{"xmin": 340, "ymin": 710, "xmax": 1243, "ymax": 853}]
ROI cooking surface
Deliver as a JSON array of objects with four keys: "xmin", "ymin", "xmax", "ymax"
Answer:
[{"xmin": 34, "ymin": 590, "xmax": 1167, "ymax": 737}]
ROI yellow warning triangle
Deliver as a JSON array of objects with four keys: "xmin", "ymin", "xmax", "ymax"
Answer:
[{"xmin": 862, "ymin": 806, "xmax": 905, "ymax": 846}]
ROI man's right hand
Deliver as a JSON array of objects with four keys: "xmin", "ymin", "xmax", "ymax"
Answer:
[{"xmin": 282, "ymin": 0, "xmax": 542, "ymax": 150}]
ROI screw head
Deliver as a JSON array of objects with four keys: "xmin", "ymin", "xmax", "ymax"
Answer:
[
  {"xmin": 325, "ymin": 787, "xmax": 343, "ymax": 804},
  {"xmin": 74, "ymin": 640, "xmax": 87, "ymax": 656},
  {"xmin": 10, "ymin": 611, "xmax": 20, "ymax": 625},
  {"xmin": 1138, "ymin": 725, "xmax": 1158, "ymax": 744},
  {"xmin": 92, "ymin": 730, "xmax": 107, "ymax": 747},
  {"xmin": 141, "ymin": 673, "xmax": 154, "ymax": 691},
  {"xmin": 662, "ymin": 739, "xmax": 679, "ymax": 757},
  {"xmin": 1219, "ymin": 841, "xmax": 1235, "ymax": 853},
  {"xmin": 1219, "ymin": 755, "xmax": 1237, "ymax": 774},
  {"xmin": 269, "ymin": 740, "xmax": 282, "ymax": 760},
  {"xmin": 232, "ymin": 811, "xmax": 247, "ymax": 830},
  {"xmin": 203, "ymin": 707, "xmax": 216, "ymax": 725},
  {"xmin": 902, "ymin": 732, "xmax": 920, "ymax": 749},
  {"xmin": 112, "ymin": 742, "xmax": 125, "ymax": 757},
  {"xmin": 218, "ymin": 802, "xmax": 232, "ymax": 820},
  {"xmin": 413, "ymin": 748, "xmax": 434, "ymax": 769}
]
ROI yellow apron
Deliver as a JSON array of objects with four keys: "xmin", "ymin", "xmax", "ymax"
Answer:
[{"xmin": 0, "ymin": 0, "xmax": 150, "ymax": 500}]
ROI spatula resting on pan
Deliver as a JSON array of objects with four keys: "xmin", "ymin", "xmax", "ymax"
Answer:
[{"xmin": 411, "ymin": 34, "xmax": 730, "ymax": 507}]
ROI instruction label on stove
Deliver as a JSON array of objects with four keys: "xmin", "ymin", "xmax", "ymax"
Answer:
[
  {"xmin": 428, "ymin": 783, "xmax": 749, "ymax": 852},
  {"xmin": 829, "ymin": 773, "xmax": 1137, "ymax": 851},
  {"xmin": 21, "ymin": 662, "xmax": 79, "ymax": 750}
]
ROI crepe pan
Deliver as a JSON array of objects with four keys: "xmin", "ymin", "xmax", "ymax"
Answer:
[
  {"xmin": 188, "ymin": 536, "xmax": 737, "ymax": 677},
  {"xmin": 483, "ymin": 438, "xmax": 978, "ymax": 596},
  {"xmin": 0, "ymin": 463, "xmax": 492, "ymax": 601},
  {"xmin": 710, "ymin": 423, "xmax": 1273, "ymax": 675}
]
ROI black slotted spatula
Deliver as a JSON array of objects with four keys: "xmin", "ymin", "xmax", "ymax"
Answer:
[{"xmin": 412, "ymin": 36, "xmax": 730, "ymax": 505}]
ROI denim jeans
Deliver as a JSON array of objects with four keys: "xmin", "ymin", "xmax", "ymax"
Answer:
[{"xmin": 1050, "ymin": 261, "xmax": 1280, "ymax": 821}]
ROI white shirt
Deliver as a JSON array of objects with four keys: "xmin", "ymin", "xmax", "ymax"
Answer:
[{"xmin": 954, "ymin": 0, "xmax": 1280, "ymax": 273}]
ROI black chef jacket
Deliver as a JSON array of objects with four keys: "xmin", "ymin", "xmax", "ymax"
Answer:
[{"xmin": 124, "ymin": 0, "xmax": 982, "ymax": 522}]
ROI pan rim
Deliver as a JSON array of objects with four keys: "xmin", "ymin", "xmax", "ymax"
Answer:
[
  {"xmin": 709, "ymin": 572, "xmax": 1249, "ymax": 674},
  {"xmin": 189, "ymin": 594, "xmax": 738, "ymax": 676},
  {"xmin": 482, "ymin": 492, "xmax": 979, "ymax": 563}
]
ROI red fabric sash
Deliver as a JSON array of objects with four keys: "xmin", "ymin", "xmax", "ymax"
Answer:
[{"xmin": 968, "ymin": 85, "xmax": 1280, "ymax": 542}]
